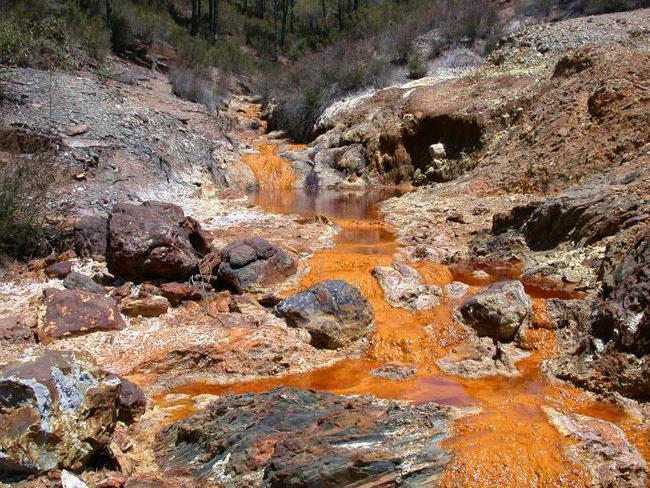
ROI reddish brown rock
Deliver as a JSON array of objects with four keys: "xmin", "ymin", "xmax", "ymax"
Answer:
[
  {"xmin": 111, "ymin": 282, "xmax": 134, "ymax": 302},
  {"xmin": 121, "ymin": 296, "xmax": 169, "ymax": 317},
  {"xmin": 107, "ymin": 201, "xmax": 211, "ymax": 281},
  {"xmin": 117, "ymin": 378, "xmax": 147, "ymax": 424},
  {"xmin": 158, "ymin": 282, "xmax": 202, "ymax": 306},
  {"xmin": 0, "ymin": 316, "xmax": 35, "ymax": 344},
  {"xmin": 28, "ymin": 253, "xmax": 56, "ymax": 271},
  {"xmin": 45, "ymin": 261, "xmax": 73, "ymax": 279},
  {"xmin": 40, "ymin": 289, "xmax": 125, "ymax": 339},
  {"xmin": 73, "ymin": 215, "xmax": 108, "ymax": 259}
]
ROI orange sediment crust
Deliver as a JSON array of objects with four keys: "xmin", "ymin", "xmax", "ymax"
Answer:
[{"xmin": 242, "ymin": 142, "xmax": 296, "ymax": 190}]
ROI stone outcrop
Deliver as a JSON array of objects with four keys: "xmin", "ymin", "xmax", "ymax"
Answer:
[
  {"xmin": 275, "ymin": 280, "xmax": 375, "ymax": 349},
  {"xmin": 0, "ymin": 351, "xmax": 120, "ymax": 477},
  {"xmin": 0, "ymin": 316, "xmax": 35, "ymax": 344},
  {"xmin": 116, "ymin": 378, "xmax": 147, "ymax": 424},
  {"xmin": 217, "ymin": 237, "xmax": 297, "ymax": 292},
  {"xmin": 107, "ymin": 201, "xmax": 211, "ymax": 281},
  {"xmin": 493, "ymin": 186, "xmax": 647, "ymax": 250},
  {"xmin": 40, "ymin": 289, "xmax": 125, "ymax": 340},
  {"xmin": 158, "ymin": 282, "xmax": 203, "ymax": 306},
  {"xmin": 45, "ymin": 261, "xmax": 73, "ymax": 279},
  {"xmin": 456, "ymin": 281, "xmax": 532, "ymax": 342},
  {"xmin": 371, "ymin": 262, "xmax": 442, "ymax": 311},
  {"xmin": 156, "ymin": 387, "xmax": 455, "ymax": 487},
  {"xmin": 549, "ymin": 225, "xmax": 650, "ymax": 400}
]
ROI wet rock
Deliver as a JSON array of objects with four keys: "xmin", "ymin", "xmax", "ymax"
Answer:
[
  {"xmin": 156, "ymin": 387, "xmax": 454, "ymax": 487},
  {"xmin": 371, "ymin": 262, "xmax": 442, "ymax": 311},
  {"xmin": 73, "ymin": 215, "xmax": 108, "ymax": 259},
  {"xmin": 117, "ymin": 378, "xmax": 147, "ymax": 424},
  {"xmin": 218, "ymin": 237, "xmax": 297, "ymax": 293},
  {"xmin": 121, "ymin": 296, "xmax": 169, "ymax": 317},
  {"xmin": 0, "ymin": 351, "xmax": 120, "ymax": 477},
  {"xmin": 275, "ymin": 280, "xmax": 375, "ymax": 349},
  {"xmin": 544, "ymin": 408, "xmax": 648, "ymax": 487},
  {"xmin": 158, "ymin": 282, "xmax": 203, "ymax": 306},
  {"xmin": 40, "ymin": 289, "xmax": 125, "ymax": 339},
  {"xmin": 371, "ymin": 362, "xmax": 417, "ymax": 381},
  {"xmin": 0, "ymin": 316, "xmax": 35, "ymax": 344},
  {"xmin": 445, "ymin": 281, "xmax": 470, "ymax": 299},
  {"xmin": 63, "ymin": 271, "xmax": 106, "ymax": 294},
  {"xmin": 456, "ymin": 281, "xmax": 532, "ymax": 341},
  {"xmin": 45, "ymin": 261, "xmax": 73, "ymax": 279},
  {"xmin": 107, "ymin": 201, "xmax": 210, "ymax": 281},
  {"xmin": 437, "ymin": 337, "xmax": 529, "ymax": 378}
]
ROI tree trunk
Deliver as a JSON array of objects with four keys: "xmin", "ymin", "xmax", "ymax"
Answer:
[
  {"xmin": 321, "ymin": 0, "xmax": 326, "ymax": 19},
  {"xmin": 280, "ymin": 0, "xmax": 289, "ymax": 53},
  {"xmin": 210, "ymin": 0, "xmax": 220, "ymax": 40},
  {"xmin": 337, "ymin": 0, "xmax": 343, "ymax": 30},
  {"xmin": 257, "ymin": 0, "xmax": 265, "ymax": 18},
  {"xmin": 105, "ymin": 0, "xmax": 112, "ymax": 37},
  {"xmin": 191, "ymin": 0, "xmax": 199, "ymax": 36},
  {"xmin": 273, "ymin": 0, "xmax": 280, "ymax": 59},
  {"xmin": 289, "ymin": 0, "xmax": 295, "ymax": 34}
]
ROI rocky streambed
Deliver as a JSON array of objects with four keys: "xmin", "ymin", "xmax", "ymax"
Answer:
[{"xmin": 1, "ymin": 82, "xmax": 649, "ymax": 488}]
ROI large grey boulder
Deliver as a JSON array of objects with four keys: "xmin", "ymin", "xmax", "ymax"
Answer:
[
  {"xmin": 456, "ymin": 280, "xmax": 532, "ymax": 341},
  {"xmin": 275, "ymin": 279, "xmax": 375, "ymax": 349},
  {"xmin": 218, "ymin": 237, "xmax": 297, "ymax": 292},
  {"xmin": 0, "ymin": 351, "xmax": 120, "ymax": 477}
]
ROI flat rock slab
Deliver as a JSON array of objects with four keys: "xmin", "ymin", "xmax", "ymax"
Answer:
[
  {"xmin": 544, "ymin": 407, "xmax": 648, "ymax": 487},
  {"xmin": 372, "ymin": 262, "xmax": 442, "ymax": 311},
  {"xmin": 156, "ymin": 387, "xmax": 454, "ymax": 487},
  {"xmin": 436, "ymin": 337, "xmax": 530, "ymax": 378},
  {"xmin": 40, "ymin": 288, "xmax": 125, "ymax": 339}
]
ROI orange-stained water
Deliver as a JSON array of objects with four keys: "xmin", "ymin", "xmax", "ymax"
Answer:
[{"xmin": 155, "ymin": 114, "xmax": 649, "ymax": 486}]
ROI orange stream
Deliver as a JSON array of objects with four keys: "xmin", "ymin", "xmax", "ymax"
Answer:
[{"xmin": 156, "ymin": 135, "xmax": 649, "ymax": 485}]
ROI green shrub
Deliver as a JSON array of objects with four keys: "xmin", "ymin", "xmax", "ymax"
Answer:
[
  {"xmin": 407, "ymin": 53, "xmax": 428, "ymax": 79},
  {"xmin": 0, "ymin": 156, "xmax": 53, "ymax": 258},
  {"xmin": 168, "ymin": 66, "xmax": 223, "ymax": 111}
]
